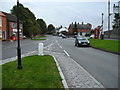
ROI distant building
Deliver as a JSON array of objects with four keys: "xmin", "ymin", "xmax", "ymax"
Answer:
[
  {"xmin": 113, "ymin": 1, "xmax": 120, "ymax": 13},
  {"xmin": 68, "ymin": 22, "xmax": 92, "ymax": 36},
  {"xmin": 0, "ymin": 11, "xmax": 23, "ymax": 41},
  {"xmin": 59, "ymin": 27, "xmax": 68, "ymax": 33}
]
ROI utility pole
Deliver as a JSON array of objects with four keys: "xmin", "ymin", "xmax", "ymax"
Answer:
[
  {"xmin": 108, "ymin": 0, "xmax": 111, "ymax": 38},
  {"xmin": 101, "ymin": 13, "xmax": 104, "ymax": 40},
  {"xmin": 17, "ymin": 0, "xmax": 22, "ymax": 69}
]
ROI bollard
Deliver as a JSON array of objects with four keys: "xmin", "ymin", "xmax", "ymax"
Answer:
[{"xmin": 38, "ymin": 43, "xmax": 44, "ymax": 56}]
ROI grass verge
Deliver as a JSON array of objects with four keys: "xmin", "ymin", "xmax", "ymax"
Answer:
[
  {"xmin": 2, "ymin": 55, "xmax": 63, "ymax": 88},
  {"xmin": 36, "ymin": 36, "xmax": 47, "ymax": 38},
  {"xmin": 89, "ymin": 39, "xmax": 120, "ymax": 53}
]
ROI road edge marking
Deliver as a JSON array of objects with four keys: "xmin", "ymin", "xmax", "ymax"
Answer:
[
  {"xmin": 60, "ymin": 45, "xmax": 62, "ymax": 48},
  {"xmin": 64, "ymin": 50, "xmax": 70, "ymax": 57},
  {"xmin": 52, "ymin": 55, "xmax": 69, "ymax": 88}
]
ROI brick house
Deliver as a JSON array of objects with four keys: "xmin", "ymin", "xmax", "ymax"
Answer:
[
  {"xmin": 68, "ymin": 22, "xmax": 92, "ymax": 36},
  {"xmin": 0, "ymin": 11, "xmax": 23, "ymax": 41},
  {"xmin": 0, "ymin": 11, "xmax": 7, "ymax": 40}
]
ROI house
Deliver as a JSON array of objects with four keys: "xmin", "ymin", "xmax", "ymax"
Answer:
[
  {"xmin": 0, "ymin": 11, "xmax": 7, "ymax": 40},
  {"xmin": 0, "ymin": 11, "xmax": 23, "ymax": 41},
  {"xmin": 68, "ymin": 22, "xmax": 92, "ymax": 36}
]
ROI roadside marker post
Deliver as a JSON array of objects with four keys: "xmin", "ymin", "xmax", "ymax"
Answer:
[{"xmin": 38, "ymin": 43, "xmax": 44, "ymax": 56}]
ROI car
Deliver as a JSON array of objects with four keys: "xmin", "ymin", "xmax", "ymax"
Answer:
[
  {"xmin": 61, "ymin": 34, "xmax": 67, "ymax": 38},
  {"xmin": 90, "ymin": 35, "xmax": 94, "ymax": 38},
  {"xmin": 75, "ymin": 36, "xmax": 90, "ymax": 47},
  {"xmin": 23, "ymin": 35, "xmax": 27, "ymax": 39}
]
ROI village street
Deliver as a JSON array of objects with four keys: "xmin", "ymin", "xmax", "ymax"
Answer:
[{"xmin": 2, "ymin": 35, "xmax": 118, "ymax": 88}]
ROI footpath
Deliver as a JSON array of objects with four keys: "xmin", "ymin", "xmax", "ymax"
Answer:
[{"xmin": 1, "ymin": 39, "xmax": 105, "ymax": 88}]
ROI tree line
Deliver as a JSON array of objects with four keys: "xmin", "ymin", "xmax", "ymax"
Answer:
[{"xmin": 11, "ymin": 3, "xmax": 55, "ymax": 38}]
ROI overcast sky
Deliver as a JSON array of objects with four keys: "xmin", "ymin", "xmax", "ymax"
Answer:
[{"xmin": 0, "ymin": 0, "xmax": 119, "ymax": 29}]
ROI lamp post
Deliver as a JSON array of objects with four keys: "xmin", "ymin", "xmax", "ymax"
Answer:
[
  {"xmin": 17, "ymin": 0, "xmax": 22, "ymax": 69},
  {"xmin": 101, "ymin": 13, "xmax": 104, "ymax": 40},
  {"xmin": 108, "ymin": 0, "xmax": 111, "ymax": 38}
]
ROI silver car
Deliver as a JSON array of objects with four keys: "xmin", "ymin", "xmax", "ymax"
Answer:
[{"xmin": 75, "ymin": 36, "xmax": 90, "ymax": 47}]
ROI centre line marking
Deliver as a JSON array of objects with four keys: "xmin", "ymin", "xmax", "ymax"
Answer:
[
  {"xmin": 60, "ymin": 46, "xmax": 62, "ymax": 48},
  {"xmin": 64, "ymin": 50, "xmax": 70, "ymax": 57}
]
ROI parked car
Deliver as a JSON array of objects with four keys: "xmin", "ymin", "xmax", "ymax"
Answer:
[
  {"xmin": 90, "ymin": 35, "xmax": 94, "ymax": 38},
  {"xmin": 23, "ymin": 35, "xmax": 27, "ymax": 39},
  {"xmin": 61, "ymin": 34, "xmax": 67, "ymax": 38},
  {"xmin": 75, "ymin": 36, "xmax": 90, "ymax": 47}
]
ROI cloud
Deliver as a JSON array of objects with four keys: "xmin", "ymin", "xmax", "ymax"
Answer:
[{"xmin": 1, "ymin": 0, "xmax": 118, "ymax": 3}]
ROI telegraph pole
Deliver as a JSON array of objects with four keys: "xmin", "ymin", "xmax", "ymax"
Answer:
[
  {"xmin": 101, "ymin": 13, "xmax": 104, "ymax": 40},
  {"xmin": 17, "ymin": 0, "xmax": 22, "ymax": 69},
  {"xmin": 108, "ymin": 0, "xmax": 111, "ymax": 38}
]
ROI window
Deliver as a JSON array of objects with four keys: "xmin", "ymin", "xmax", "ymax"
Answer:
[
  {"xmin": 12, "ymin": 23, "xmax": 17, "ymax": 28},
  {"xmin": 0, "ymin": 17, "xmax": 2, "ymax": 27},
  {"xmin": 0, "ymin": 30, "xmax": 2, "ymax": 38},
  {"xmin": 20, "ymin": 24, "xmax": 22, "ymax": 29}
]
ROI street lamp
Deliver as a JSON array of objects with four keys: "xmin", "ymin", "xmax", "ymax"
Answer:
[
  {"xmin": 17, "ymin": 0, "xmax": 22, "ymax": 69},
  {"xmin": 108, "ymin": 0, "xmax": 111, "ymax": 38},
  {"xmin": 101, "ymin": 13, "xmax": 104, "ymax": 40}
]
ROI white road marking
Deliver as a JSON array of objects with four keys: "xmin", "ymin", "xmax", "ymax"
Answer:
[
  {"xmin": 64, "ymin": 50, "xmax": 70, "ymax": 57},
  {"xmin": 60, "ymin": 45, "xmax": 62, "ymax": 48}
]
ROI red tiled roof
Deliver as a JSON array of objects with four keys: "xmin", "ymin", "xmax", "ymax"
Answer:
[{"xmin": 0, "ymin": 11, "xmax": 6, "ymax": 16}]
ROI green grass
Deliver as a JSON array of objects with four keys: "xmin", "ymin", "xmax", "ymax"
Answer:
[
  {"xmin": 32, "ymin": 39, "xmax": 46, "ymax": 40},
  {"xmin": 36, "ymin": 36, "xmax": 47, "ymax": 38},
  {"xmin": 89, "ymin": 39, "xmax": 120, "ymax": 53},
  {"xmin": 2, "ymin": 55, "xmax": 63, "ymax": 88}
]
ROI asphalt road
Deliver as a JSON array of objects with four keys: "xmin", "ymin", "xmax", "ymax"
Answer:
[
  {"xmin": 2, "ymin": 36, "xmax": 53, "ymax": 60},
  {"xmin": 54, "ymin": 36, "xmax": 118, "ymax": 88},
  {"xmin": 2, "ymin": 35, "xmax": 118, "ymax": 88}
]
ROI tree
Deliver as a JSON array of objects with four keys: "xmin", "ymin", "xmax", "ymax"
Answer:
[
  {"xmin": 47, "ymin": 24, "xmax": 55, "ymax": 34},
  {"xmin": 11, "ymin": 3, "xmax": 36, "ymax": 37},
  {"xmin": 113, "ymin": 13, "xmax": 120, "ymax": 29},
  {"xmin": 36, "ymin": 19, "xmax": 47, "ymax": 34},
  {"xmin": 30, "ymin": 22, "xmax": 40, "ymax": 38}
]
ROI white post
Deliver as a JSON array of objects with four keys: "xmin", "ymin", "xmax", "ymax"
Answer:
[{"xmin": 38, "ymin": 43, "xmax": 44, "ymax": 56}]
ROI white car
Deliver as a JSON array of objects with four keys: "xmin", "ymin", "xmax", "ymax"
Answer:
[{"xmin": 90, "ymin": 35, "xmax": 94, "ymax": 38}]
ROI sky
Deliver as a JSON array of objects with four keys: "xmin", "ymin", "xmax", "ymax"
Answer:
[{"xmin": 0, "ymin": 0, "xmax": 119, "ymax": 30}]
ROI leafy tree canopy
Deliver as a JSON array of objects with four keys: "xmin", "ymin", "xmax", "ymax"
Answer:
[
  {"xmin": 36, "ymin": 19, "xmax": 47, "ymax": 34},
  {"xmin": 47, "ymin": 24, "xmax": 55, "ymax": 34},
  {"xmin": 11, "ymin": 3, "xmax": 37, "ymax": 37}
]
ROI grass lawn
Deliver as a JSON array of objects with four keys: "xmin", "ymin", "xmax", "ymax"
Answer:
[
  {"xmin": 89, "ymin": 39, "xmax": 120, "ymax": 53},
  {"xmin": 2, "ymin": 55, "xmax": 64, "ymax": 88},
  {"xmin": 32, "ymin": 39, "xmax": 46, "ymax": 40}
]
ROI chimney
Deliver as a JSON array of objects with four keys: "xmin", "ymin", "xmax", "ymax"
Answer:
[{"xmin": 82, "ymin": 22, "xmax": 84, "ymax": 25}]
